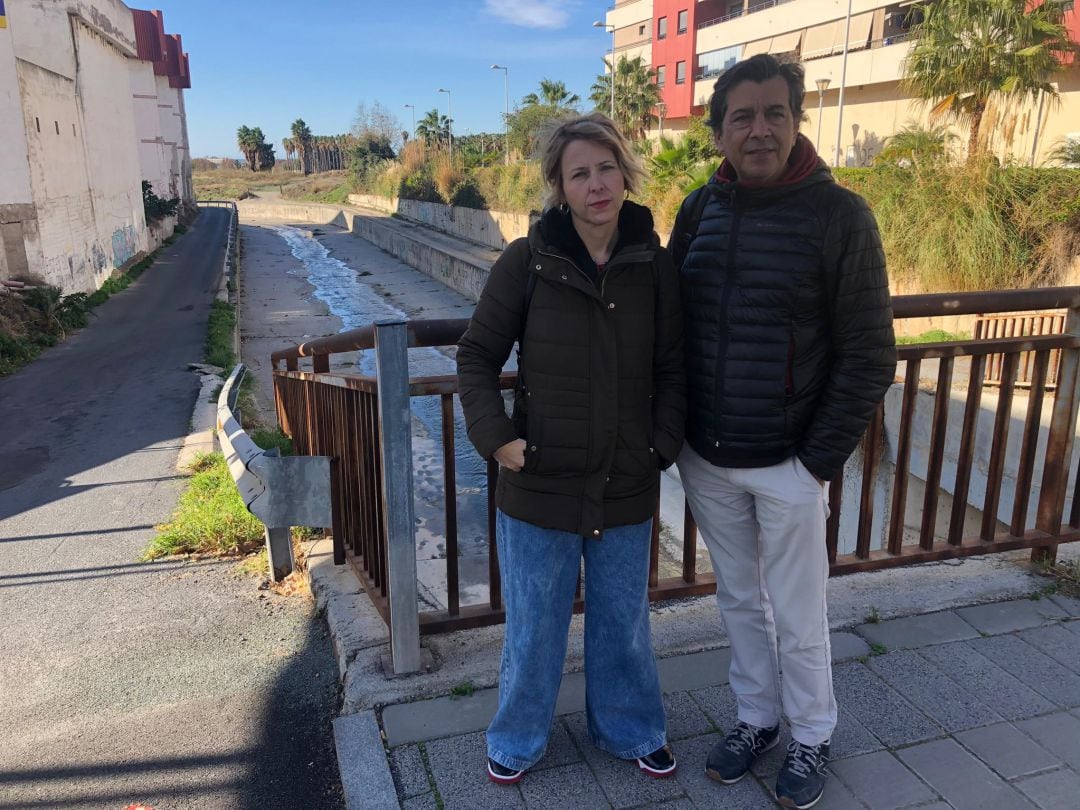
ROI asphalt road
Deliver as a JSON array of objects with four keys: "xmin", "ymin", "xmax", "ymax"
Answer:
[{"xmin": 0, "ymin": 208, "xmax": 344, "ymax": 810}]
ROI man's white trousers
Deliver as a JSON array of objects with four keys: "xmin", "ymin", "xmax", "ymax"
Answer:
[{"xmin": 678, "ymin": 445, "xmax": 837, "ymax": 746}]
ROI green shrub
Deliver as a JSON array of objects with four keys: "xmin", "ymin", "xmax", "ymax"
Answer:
[
  {"xmin": 142, "ymin": 180, "xmax": 180, "ymax": 223},
  {"xmin": 449, "ymin": 180, "xmax": 487, "ymax": 209}
]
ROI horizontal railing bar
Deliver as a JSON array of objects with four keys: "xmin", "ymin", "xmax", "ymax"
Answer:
[
  {"xmin": 272, "ymin": 318, "xmax": 472, "ymax": 364},
  {"xmin": 893, "ymin": 288, "xmax": 1080, "ymax": 319},
  {"xmin": 897, "ymin": 333, "xmax": 1080, "ymax": 361}
]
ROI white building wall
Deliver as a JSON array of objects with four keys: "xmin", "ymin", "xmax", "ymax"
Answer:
[{"xmin": 2, "ymin": 0, "xmax": 188, "ymax": 293}]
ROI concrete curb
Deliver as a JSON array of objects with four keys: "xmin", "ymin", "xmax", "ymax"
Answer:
[{"xmin": 333, "ymin": 711, "xmax": 399, "ymax": 810}]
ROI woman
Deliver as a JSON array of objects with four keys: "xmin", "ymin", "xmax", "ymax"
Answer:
[{"xmin": 456, "ymin": 112, "xmax": 685, "ymax": 785}]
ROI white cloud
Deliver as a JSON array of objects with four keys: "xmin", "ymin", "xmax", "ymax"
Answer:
[{"xmin": 483, "ymin": 0, "xmax": 573, "ymax": 30}]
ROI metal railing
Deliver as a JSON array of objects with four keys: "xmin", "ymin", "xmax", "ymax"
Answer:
[
  {"xmin": 975, "ymin": 310, "xmax": 1066, "ymax": 388},
  {"xmin": 271, "ymin": 288, "xmax": 1080, "ymax": 671}
]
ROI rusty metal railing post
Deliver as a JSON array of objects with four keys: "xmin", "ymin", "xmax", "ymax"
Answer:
[
  {"xmin": 374, "ymin": 320, "xmax": 422, "ymax": 674},
  {"xmin": 1034, "ymin": 305, "xmax": 1080, "ymax": 564}
]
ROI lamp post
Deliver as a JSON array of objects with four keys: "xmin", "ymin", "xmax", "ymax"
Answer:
[
  {"xmin": 657, "ymin": 101, "xmax": 666, "ymax": 138},
  {"xmin": 833, "ymin": 0, "xmax": 854, "ymax": 167},
  {"xmin": 491, "ymin": 64, "xmax": 509, "ymax": 166},
  {"xmin": 437, "ymin": 88, "xmax": 452, "ymax": 160},
  {"xmin": 403, "ymin": 103, "xmax": 415, "ymax": 141},
  {"xmin": 814, "ymin": 78, "xmax": 830, "ymax": 154},
  {"xmin": 593, "ymin": 20, "xmax": 616, "ymax": 119}
]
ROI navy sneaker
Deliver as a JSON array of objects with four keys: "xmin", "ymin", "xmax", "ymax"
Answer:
[
  {"xmin": 775, "ymin": 739, "xmax": 830, "ymax": 809},
  {"xmin": 705, "ymin": 721, "xmax": 780, "ymax": 784},
  {"xmin": 487, "ymin": 757, "xmax": 526, "ymax": 785},
  {"xmin": 636, "ymin": 744, "xmax": 677, "ymax": 778}
]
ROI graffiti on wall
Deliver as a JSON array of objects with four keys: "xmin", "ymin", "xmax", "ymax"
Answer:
[{"xmin": 111, "ymin": 225, "xmax": 138, "ymax": 267}]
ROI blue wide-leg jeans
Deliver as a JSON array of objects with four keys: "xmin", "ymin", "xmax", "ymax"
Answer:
[{"xmin": 486, "ymin": 511, "xmax": 667, "ymax": 771}]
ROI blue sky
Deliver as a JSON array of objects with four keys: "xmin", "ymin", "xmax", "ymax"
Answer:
[{"xmin": 152, "ymin": 0, "xmax": 613, "ymax": 158}]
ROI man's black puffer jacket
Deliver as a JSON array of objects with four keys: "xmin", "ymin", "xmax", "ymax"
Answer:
[{"xmin": 672, "ymin": 158, "xmax": 896, "ymax": 482}]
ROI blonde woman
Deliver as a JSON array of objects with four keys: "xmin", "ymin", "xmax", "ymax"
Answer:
[{"xmin": 457, "ymin": 113, "xmax": 685, "ymax": 784}]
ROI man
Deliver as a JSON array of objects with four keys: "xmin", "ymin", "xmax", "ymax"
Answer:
[{"xmin": 670, "ymin": 55, "xmax": 896, "ymax": 809}]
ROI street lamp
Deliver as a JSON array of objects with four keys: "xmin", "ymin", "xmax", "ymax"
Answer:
[
  {"xmin": 593, "ymin": 20, "xmax": 616, "ymax": 119},
  {"xmin": 657, "ymin": 101, "xmax": 667, "ymax": 138},
  {"xmin": 491, "ymin": 64, "xmax": 510, "ymax": 166},
  {"xmin": 833, "ymin": 0, "xmax": 854, "ymax": 167},
  {"xmin": 403, "ymin": 103, "xmax": 415, "ymax": 140},
  {"xmin": 437, "ymin": 88, "xmax": 453, "ymax": 159},
  {"xmin": 814, "ymin": 78, "xmax": 830, "ymax": 154}
]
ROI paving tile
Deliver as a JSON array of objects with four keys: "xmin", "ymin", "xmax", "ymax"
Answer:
[
  {"xmin": 867, "ymin": 649, "xmax": 1002, "ymax": 732},
  {"xmin": 1015, "ymin": 712, "xmax": 1080, "ymax": 770},
  {"xmin": 670, "ymin": 732, "xmax": 775, "ymax": 809},
  {"xmin": 382, "ymin": 688, "xmax": 499, "ymax": 746},
  {"xmin": 1048, "ymin": 593, "xmax": 1080, "ymax": 617},
  {"xmin": 829, "ymin": 709, "xmax": 888, "ymax": 760},
  {"xmin": 832, "ymin": 661, "xmax": 941, "ymax": 747},
  {"xmin": 401, "ymin": 794, "xmax": 439, "ymax": 810},
  {"xmin": 519, "ymin": 762, "xmax": 610, "ymax": 809},
  {"xmin": 830, "ymin": 750, "xmax": 936, "ymax": 810},
  {"xmin": 425, "ymin": 731, "xmax": 526, "ymax": 810},
  {"xmin": 855, "ymin": 611, "xmax": 980, "ymax": 650},
  {"xmin": 955, "ymin": 722, "xmax": 1062, "ymax": 779},
  {"xmin": 663, "ymin": 691, "xmax": 716, "ymax": 741},
  {"xmin": 1017, "ymin": 623, "xmax": 1080, "ymax": 672},
  {"xmin": 967, "ymin": 634, "xmax": 1080, "ymax": 708},
  {"xmin": 955, "ymin": 599, "xmax": 1067, "ymax": 635},
  {"xmin": 389, "ymin": 744, "xmax": 432, "ymax": 799},
  {"xmin": 563, "ymin": 712, "xmax": 685, "ymax": 808},
  {"xmin": 898, "ymin": 738, "xmax": 1037, "ymax": 810},
  {"xmin": 657, "ymin": 648, "xmax": 731, "ymax": 693},
  {"xmin": 830, "ymin": 631, "xmax": 870, "ymax": 661},
  {"xmin": 917, "ymin": 642, "xmax": 1056, "ymax": 721},
  {"xmin": 1014, "ymin": 767, "xmax": 1080, "ymax": 810},
  {"xmin": 688, "ymin": 684, "xmax": 738, "ymax": 733},
  {"xmin": 640, "ymin": 800, "xmax": 695, "ymax": 810},
  {"xmin": 534, "ymin": 718, "xmax": 583, "ymax": 771}
]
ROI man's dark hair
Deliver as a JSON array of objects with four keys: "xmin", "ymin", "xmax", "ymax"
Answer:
[{"xmin": 707, "ymin": 54, "xmax": 806, "ymax": 132}]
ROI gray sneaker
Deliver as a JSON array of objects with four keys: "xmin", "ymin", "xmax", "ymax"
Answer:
[
  {"xmin": 705, "ymin": 721, "xmax": 780, "ymax": 784},
  {"xmin": 775, "ymin": 739, "xmax": 830, "ymax": 809}
]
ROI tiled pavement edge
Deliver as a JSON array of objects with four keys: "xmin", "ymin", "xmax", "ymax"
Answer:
[{"xmin": 376, "ymin": 593, "xmax": 1080, "ymax": 809}]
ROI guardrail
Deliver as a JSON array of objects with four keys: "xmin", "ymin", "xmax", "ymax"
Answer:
[
  {"xmin": 975, "ymin": 310, "xmax": 1066, "ymax": 388},
  {"xmin": 217, "ymin": 364, "xmax": 336, "ymax": 582},
  {"xmin": 271, "ymin": 288, "xmax": 1080, "ymax": 673}
]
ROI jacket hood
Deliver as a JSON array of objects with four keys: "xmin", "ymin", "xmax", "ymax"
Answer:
[
  {"xmin": 714, "ymin": 133, "xmax": 830, "ymax": 193},
  {"xmin": 531, "ymin": 199, "xmax": 658, "ymax": 254}
]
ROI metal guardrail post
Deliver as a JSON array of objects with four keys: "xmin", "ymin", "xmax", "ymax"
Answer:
[{"xmin": 374, "ymin": 320, "xmax": 422, "ymax": 674}]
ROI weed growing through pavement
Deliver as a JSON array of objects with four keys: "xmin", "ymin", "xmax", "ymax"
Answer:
[
  {"xmin": 865, "ymin": 606, "xmax": 882, "ymax": 624},
  {"xmin": 869, "ymin": 643, "xmax": 888, "ymax": 656},
  {"xmin": 450, "ymin": 681, "xmax": 476, "ymax": 700}
]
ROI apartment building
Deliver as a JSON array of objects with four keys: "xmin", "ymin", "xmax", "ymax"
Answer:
[
  {"xmin": 602, "ymin": 0, "xmax": 1080, "ymax": 164},
  {"xmin": 0, "ymin": 0, "xmax": 192, "ymax": 293}
]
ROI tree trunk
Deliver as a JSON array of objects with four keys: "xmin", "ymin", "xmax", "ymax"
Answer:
[{"xmin": 967, "ymin": 102, "xmax": 985, "ymax": 160}]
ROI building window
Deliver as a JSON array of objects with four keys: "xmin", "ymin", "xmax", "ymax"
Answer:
[
  {"xmin": 676, "ymin": 61, "xmax": 686, "ymax": 84},
  {"xmin": 639, "ymin": 23, "xmax": 646, "ymax": 36},
  {"xmin": 656, "ymin": 65, "xmax": 666, "ymax": 87},
  {"xmin": 697, "ymin": 45, "xmax": 742, "ymax": 78},
  {"xmin": 658, "ymin": 17, "xmax": 667, "ymax": 39},
  {"xmin": 678, "ymin": 10, "xmax": 688, "ymax": 33}
]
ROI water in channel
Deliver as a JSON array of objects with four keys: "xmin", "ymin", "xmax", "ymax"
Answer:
[{"xmin": 274, "ymin": 225, "xmax": 494, "ymax": 609}]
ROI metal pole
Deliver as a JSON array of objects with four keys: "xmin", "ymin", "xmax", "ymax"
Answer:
[
  {"xmin": 403, "ymin": 104, "xmax": 415, "ymax": 140},
  {"xmin": 1030, "ymin": 90, "xmax": 1047, "ymax": 166},
  {"xmin": 374, "ymin": 320, "xmax": 421, "ymax": 674},
  {"xmin": 833, "ymin": 0, "xmax": 854, "ymax": 167},
  {"xmin": 610, "ymin": 26, "xmax": 616, "ymax": 119},
  {"xmin": 492, "ymin": 65, "xmax": 510, "ymax": 165}
]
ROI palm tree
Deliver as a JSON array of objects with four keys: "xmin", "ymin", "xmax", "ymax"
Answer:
[
  {"xmin": 291, "ymin": 119, "xmax": 314, "ymax": 175},
  {"xmin": 876, "ymin": 122, "xmax": 957, "ymax": 166},
  {"xmin": 415, "ymin": 108, "xmax": 450, "ymax": 148},
  {"xmin": 903, "ymin": 0, "xmax": 1077, "ymax": 158},
  {"xmin": 590, "ymin": 56, "xmax": 661, "ymax": 140},
  {"xmin": 1047, "ymin": 136, "xmax": 1080, "ymax": 167},
  {"xmin": 236, "ymin": 125, "xmax": 259, "ymax": 170},
  {"xmin": 522, "ymin": 79, "xmax": 580, "ymax": 111}
]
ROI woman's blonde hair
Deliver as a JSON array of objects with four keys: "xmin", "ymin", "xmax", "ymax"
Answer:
[{"xmin": 538, "ymin": 112, "xmax": 646, "ymax": 210}]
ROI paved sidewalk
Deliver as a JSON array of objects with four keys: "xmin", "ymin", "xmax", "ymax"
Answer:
[{"xmin": 379, "ymin": 594, "xmax": 1080, "ymax": 810}]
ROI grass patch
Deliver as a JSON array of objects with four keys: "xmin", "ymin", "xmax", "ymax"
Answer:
[
  {"xmin": 895, "ymin": 329, "xmax": 972, "ymax": 345},
  {"xmin": 1036, "ymin": 558, "xmax": 1080, "ymax": 598},
  {"xmin": 868, "ymin": 642, "xmax": 888, "ymax": 656},
  {"xmin": 143, "ymin": 452, "xmax": 263, "ymax": 559},
  {"xmin": 206, "ymin": 300, "xmax": 237, "ymax": 369},
  {"xmin": 450, "ymin": 681, "xmax": 476, "ymax": 699},
  {"xmin": 864, "ymin": 606, "xmax": 881, "ymax": 624},
  {"xmin": 250, "ymin": 425, "xmax": 294, "ymax": 456}
]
